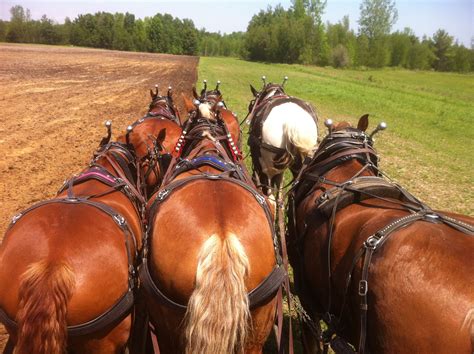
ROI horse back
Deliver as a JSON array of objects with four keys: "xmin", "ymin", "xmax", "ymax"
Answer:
[{"xmin": 302, "ymin": 199, "xmax": 474, "ymax": 352}]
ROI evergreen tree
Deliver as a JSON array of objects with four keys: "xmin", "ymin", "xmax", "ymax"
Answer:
[{"xmin": 432, "ymin": 29, "xmax": 454, "ymax": 71}]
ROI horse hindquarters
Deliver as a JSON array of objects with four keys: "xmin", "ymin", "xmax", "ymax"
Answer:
[
  {"xmin": 15, "ymin": 260, "xmax": 75, "ymax": 354},
  {"xmin": 184, "ymin": 234, "xmax": 250, "ymax": 354}
]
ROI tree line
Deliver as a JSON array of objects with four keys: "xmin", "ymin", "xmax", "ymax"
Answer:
[
  {"xmin": 0, "ymin": 2, "xmax": 472, "ymax": 72},
  {"xmin": 244, "ymin": 0, "xmax": 473, "ymax": 72}
]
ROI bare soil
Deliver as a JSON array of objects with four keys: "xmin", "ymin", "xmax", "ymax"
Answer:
[{"xmin": 0, "ymin": 43, "xmax": 199, "ymax": 350}]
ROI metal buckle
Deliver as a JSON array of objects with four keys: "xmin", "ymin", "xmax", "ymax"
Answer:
[
  {"xmin": 425, "ymin": 214, "xmax": 439, "ymax": 220},
  {"xmin": 113, "ymin": 214, "xmax": 125, "ymax": 226},
  {"xmin": 365, "ymin": 235, "xmax": 380, "ymax": 249},
  {"xmin": 11, "ymin": 213, "xmax": 22, "ymax": 224},
  {"xmin": 358, "ymin": 280, "xmax": 368, "ymax": 296},
  {"xmin": 157, "ymin": 189, "xmax": 170, "ymax": 201},
  {"xmin": 255, "ymin": 193, "xmax": 265, "ymax": 205}
]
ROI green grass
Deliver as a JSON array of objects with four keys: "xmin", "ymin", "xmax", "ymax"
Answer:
[{"xmin": 198, "ymin": 57, "xmax": 474, "ymax": 215}]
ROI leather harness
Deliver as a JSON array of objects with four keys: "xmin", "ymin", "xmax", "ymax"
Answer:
[
  {"xmin": 0, "ymin": 142, "xmax": 145, "ymax": 337},
  {"xmin": 139, "ymin": 112, "xmax": 286, "ymax": 315},
  {"xmin": 288, "ymin": 129, "xmax": 474, "ymax": 353}
]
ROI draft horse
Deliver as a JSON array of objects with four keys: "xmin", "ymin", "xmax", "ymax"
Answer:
[
  {"xmin": 119, "ymin": 85, "xmax": 182, "ymax": 197},
  {"xmin": 247, "ymin": 76, "xmax": 318, "ymax": 201},
  {"xmin": 139, "ymin": 90, "xmax": 286, "ymax": 353},
  {"xmin": 0, "ymin": 135, "xmax": 146, "ymax": 354},
  {"xmin": 287, "ymin": 115, "xmax": 474, "ymax": 353}
]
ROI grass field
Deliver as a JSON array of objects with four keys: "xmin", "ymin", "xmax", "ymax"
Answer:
[{"xmin": 198, "ymin": 57, "xmax": 474, "ymax": 215}]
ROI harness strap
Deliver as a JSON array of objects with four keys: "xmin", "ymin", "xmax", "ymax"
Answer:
[
  {"xmin": 0, "ymin": 291, "xmax": 134, "ymax": 337},
  {"xmin": 139, "ymin": 258, "xmax": 286, "ymax": 312},
  {"xmin": 106, "ymin": 154, "xmax": 146, "ymax": 206}
]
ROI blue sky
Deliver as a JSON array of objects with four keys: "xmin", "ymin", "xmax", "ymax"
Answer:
[{"xmin": 1, "ymin": 0, "xmax": 472, "ymax": 46}]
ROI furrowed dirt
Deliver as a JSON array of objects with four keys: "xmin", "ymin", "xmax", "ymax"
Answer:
[{"xmin": 0, "ymin": 43, "xmax": 198, "ymax": 350}]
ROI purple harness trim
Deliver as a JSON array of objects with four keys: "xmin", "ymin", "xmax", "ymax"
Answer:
[{"xmin": 76, "ymin": 170, "xmax": 117, "ymax": 185}]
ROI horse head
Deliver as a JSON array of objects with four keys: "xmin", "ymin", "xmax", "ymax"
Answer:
[
  {"xmin": 115, "ymin": 85, "xmax": 182, "ymax": 197},
  {"xmin": 249, "ymin": 76, "xmax": 288, "ymax": 111},
  {"xmin": 148, "ymin": 85, "xmax": 181, "ymax": 124}
]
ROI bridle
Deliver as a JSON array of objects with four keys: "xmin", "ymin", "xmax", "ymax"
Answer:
[
  {"xmin": 148, "ymin": 95, "xmax": 181, "ymax": 125},
  {"xmin": 125, "ymin": 94, "xmax": 182, "ymax": 196}
]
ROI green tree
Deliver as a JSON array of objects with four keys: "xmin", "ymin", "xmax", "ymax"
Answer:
[
  {"xmin": 358, "ymin": 0, "xmax": 398, "ymax": 67},
  {"xmin": 407, "ymin": 39, "xmax": 435, "ymax": 70},
  {"xmin": 7, "ymin": 5, "xmax": 28, "ymax": 42},
  {"xmin": 359, "ymin": 0, "xmax": 398, "ymax": 39},
  {"xmin": 432, "ymin": 29, "xmax": 454, "ymax": 71},
  {"xmin": 0, "ymin": 20, "xmax": 7, "ymax": 42}
]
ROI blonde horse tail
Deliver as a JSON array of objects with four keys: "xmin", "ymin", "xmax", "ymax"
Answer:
[
  {"xmin": 185, "ymin": 234, "xmax": 250, "ymax": 354},
  {"xmin": 462, "ymin": 308, "xmax": 474, "ymax": 350},
  {"xmin": 16, "ymin": 260, "xmax": 76, "ymax": 354},
  {"xmin": 284, "ymin": 111, "xmax": 318, "ymax": 157}
]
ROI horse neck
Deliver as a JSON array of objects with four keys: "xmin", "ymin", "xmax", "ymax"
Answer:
[
  {"xmin": 325, "ymin": 159, "xmax": 375, "ymax": 183},
  {"xmin": 94, "ymin": 149, "xmax": 137, "ymax": 185}
]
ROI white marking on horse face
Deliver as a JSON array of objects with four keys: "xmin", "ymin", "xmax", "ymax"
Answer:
[
  {"xmin": 263, "ymin": 89, "xmax": 277, "ymax": 101},
  {"xmin": 198, "ymin": 102, "xmax": 214, "ymax": 119}
]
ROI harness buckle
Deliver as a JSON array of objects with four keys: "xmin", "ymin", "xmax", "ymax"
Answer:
[
  {"xmin": 358, "ymin": 280, "xmax": 368, "ymax": 296},
  {"xmin": 255, "ymin": 193, "xmax": 266, "ymax": 205},
  {"xmin": 364, "ymin": 235, "xmax": 380, "ymax": 249},
  {"xmin": 11, "ymin": 213, "xmax": 22, "ymax": 224},
  {"xmin": 157, "ymin": 189, "xmax": 170, "ymax": 201},
  {"xmin": 425, "ymin": 213, "xmax": 439, "ymax": 221},
  {"xmin": 113, "ymin": 214, "xmax": 125, "ymax": 226},
  {"xmin": 207, "ymin": 174, "xmax": 220, "ymax": 180},
  {"xmin": 128, "ymin": 265, "xmax": 136, "ymax": 290}
]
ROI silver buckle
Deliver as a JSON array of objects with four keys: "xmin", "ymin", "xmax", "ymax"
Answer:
[
  {"xmin": 11, "ymin": 213, "xmax": 22, "ymax": 224},
  {"xmin": 113, "ymin": 214, "xmax": 125, "ymax": 226},
  {"xmin": 255, "ymin": 194, "xmax": 266, "ymax": 205},
  {"xmin": 157, "ymin": 189, "xmax": 170, "ymax": 201},
  {"xmin": 365, "ymin": 235, "xmax": 380, "ymax": 249},
  {"xmin": 358, "ymin": 280, "xmax": 368, "ymax": 296}
]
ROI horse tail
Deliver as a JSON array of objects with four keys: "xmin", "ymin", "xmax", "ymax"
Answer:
[
  {"xmin": 462, "ymin": 308, "xmax": 474, "ymax": 349},
  {"xmin": 185, "ymin": 234, "xmax": 250, "ymax": 354},
  {"xmin": 284, "ymin": 110, "xmax": 318, "ymax": 157},
  {"xmin": 16, "ymin": 260, "xmax": 76, "ymax": 354}
]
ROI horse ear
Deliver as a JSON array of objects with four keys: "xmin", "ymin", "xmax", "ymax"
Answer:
[
  {"xmin": 192, "ymin": 86, "xmax": 199, "ymax": 99},
  {"xmin": 182, "ymin": 94, "xmax": 196, "ymax": 113},
  {"xmin": 156, "ymin": 128, "xmax": 166, "ymax": 146},
  {"xmin": 357, "ymin": 114, "xmax": 369, "ymax": 132},
  {"xmin": 150, "ymin": 89, "xmax": 155, "ymax": 99},
  {"xmin": 250, "ymin": 84, "xmax": 258, "ymax": 97}
]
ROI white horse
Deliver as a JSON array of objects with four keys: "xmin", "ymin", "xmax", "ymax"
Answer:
[{"xmin": 248, "ymin": 78, "xmax": 318, "ymax": 203}]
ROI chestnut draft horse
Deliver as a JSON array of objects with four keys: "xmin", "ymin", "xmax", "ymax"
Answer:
[
  {"xmin": 0, "ymin": 134, "xmax": 147, "ymax": 354},
  {"xmin": 247, "ymin": 76, "xmax": 318, "ymax": 202},
  {"xmin": 287, "ymin": 115, "xmax": 474, "ymax": 353},
  {"xmin": 118, "ymin": 85, "xmax": 182, "ymax": 197},
  {"xmin": 139, "ymin": 91, "xmax": 286, "ymax": 353}
]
